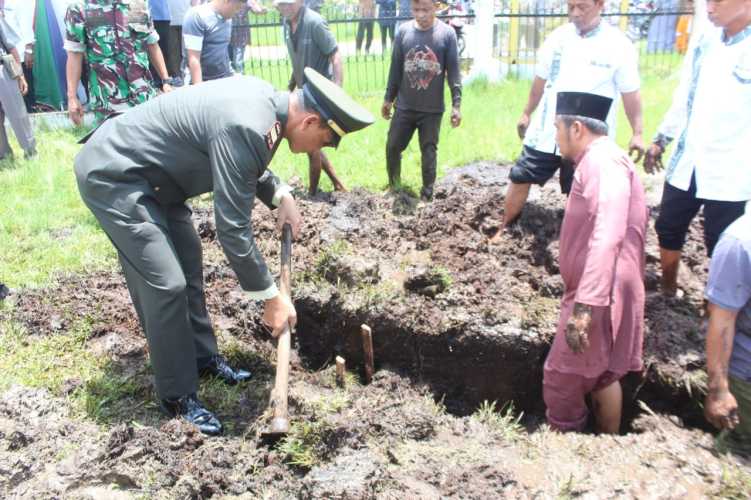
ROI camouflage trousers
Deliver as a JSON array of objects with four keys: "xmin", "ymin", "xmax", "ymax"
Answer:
[{"xmin": 716, "ymin": 376, "xmax": 751, "ymax": 458}]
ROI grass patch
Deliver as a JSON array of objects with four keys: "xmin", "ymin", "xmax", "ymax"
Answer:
[
  {"xmin": 74, "ymin": 367, "xmax": 155, "ymax": 423},
  {"xmin": 277, "ymin": 420, "xmax": 328, "ymax": 469},
  {"xmin": 0, "ymin": 318, "xmax": 100, "ymax": 394},
  {"xmin": 308, "ymin": 389, "xmax": 351, "ymax": 415},
  {"xmin": 276, "ymin": 392, "xmax": 347, "ymax": 469},
  {"xmin": 0, "ymin": 127, "xmax": 115, "ymax": 288},
  {"xmin": 714, "ymin": 464, "xmax": 751, "ymax": 500},
  {"xmin": 557, "ymin": 474, "xmax": 581, "ymax": 500},
  {"xmin": 473, "ymin": 400, "xmax": 525, "ymax": 442},
  {"xmin": 423, "ymin": 393, "xmax": 448, "ymax": 418},
  {"xmin": 314, "ymin": 239, "xmax": 354, "ymax": 282},
  {"xmin": 348, "ymin": 280, "xmax": 402, "ymax": 309}
]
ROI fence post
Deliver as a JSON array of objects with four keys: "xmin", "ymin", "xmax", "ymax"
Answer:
[
  {"xmin": 619, "ymin": 0, "xmax": 630, "ymax": 33},
  {"xmin": 508, "ymin": 0, "xmax": 520, "ymax": 62},
  {"xmin": 467, "ymin": 0, "xmax": 501, "ymax": 82}
]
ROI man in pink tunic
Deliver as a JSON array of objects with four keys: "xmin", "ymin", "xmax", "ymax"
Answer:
[{"xmin": 543, "ymin": 91, "xmax": 648, "ymax": 434}]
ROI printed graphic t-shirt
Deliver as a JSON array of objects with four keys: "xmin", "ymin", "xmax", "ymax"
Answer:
[{"xmin": 385, "ymin": 20, "xmax": 461, "ymax": 114}]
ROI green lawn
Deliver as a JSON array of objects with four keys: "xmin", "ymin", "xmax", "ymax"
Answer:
[{"xmin": 0, "ymin": 69, "xmax": 680, "ymax": 289}]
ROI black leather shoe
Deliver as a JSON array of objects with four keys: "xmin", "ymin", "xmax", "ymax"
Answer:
[
  {"xmin": 198, "ymin": 355, "xmax": 252, "ymax": 385},
  {"xmin": 160, "ymin": 393, "xmax": 222, "ymax": 435}
]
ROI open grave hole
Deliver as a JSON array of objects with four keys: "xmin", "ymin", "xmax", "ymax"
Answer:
[{"xmin": 5, "ymin": 164, "xmax": 712, "ymax": 435}]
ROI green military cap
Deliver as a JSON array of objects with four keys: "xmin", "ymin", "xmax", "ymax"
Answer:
[{"xmin": 302, "ymin": 67, "xmax": 375, "ymax": 147}]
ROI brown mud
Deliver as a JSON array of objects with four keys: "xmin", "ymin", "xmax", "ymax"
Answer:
[{"xmin": 1, "ymin": 163, "xmax": 749, "ymax": 498}]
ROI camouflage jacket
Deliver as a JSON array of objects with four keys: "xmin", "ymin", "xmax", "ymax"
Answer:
[{"xmin": 64, "ymin": 0, "xmax": 159, "ymax": 120}]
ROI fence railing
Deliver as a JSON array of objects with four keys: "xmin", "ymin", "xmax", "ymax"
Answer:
[{"xmin": 237, "ymin": 6, "xmax": 694, "ymax": 95}]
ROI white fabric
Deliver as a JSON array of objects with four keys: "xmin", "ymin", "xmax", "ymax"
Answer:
[
  {"xmin": 665, "ymin": 25, "xmax": 751, "ymax": 202},
  {"xmin": 655, "ymin": 0, "xmax": 709, "ymax": 141},
  {"xmin": 523, "ymin": 21, "xmax": 640, "ymax": 155},
  {"xmin": 63, "ymin": 39, "xmax": 85, "ymax": 53},
  {"xmin": 2, "ymin": 0, "xmax": 35, "ymax": 56},
  {"xmin": 183, "ymin": 33, "xmax": 204, "ymax": 51},
  {"xmin": 272, "ymin": 185, "xmax": 293, "ymax": 208},
  {"xmin": 168, "ymin": 0, "xmax": 193, "ymax": 26},
  {"xmin": 246, "ymin": 283, "xmax": 280, "ymax": 300},
  {"xmin": 0, "ymin": 16, "xmax": 21, "ymax": 49}
]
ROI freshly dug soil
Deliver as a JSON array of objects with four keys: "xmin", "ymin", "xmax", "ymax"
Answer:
[{"xmin": 2, "ymin": 163, "xmax": 747, "ymax": 498}]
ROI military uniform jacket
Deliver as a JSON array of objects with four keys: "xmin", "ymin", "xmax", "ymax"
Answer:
[
  {"xmin": 64, "ymin": 0, "xmax": 159, "ymax": 120},
  {"xmin": 75, "ymin": 76, "xmax": 291, "ymax": 298}
]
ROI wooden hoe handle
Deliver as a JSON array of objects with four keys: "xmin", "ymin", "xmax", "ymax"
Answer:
[{"xmin": 268, "ymin": 223, "xmax": 293, "ymax": 435}]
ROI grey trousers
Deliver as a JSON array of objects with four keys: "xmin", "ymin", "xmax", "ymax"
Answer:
[
  {"xmin": 77, "ymin": 174, "xmax": 219, "ymax": 399},
  {"xmin": 0, "ymin": 66, "xmax": 35, "ymax": 158}
]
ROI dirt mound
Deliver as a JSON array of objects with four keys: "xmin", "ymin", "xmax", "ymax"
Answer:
[
  {"xmin": 2, "ymin": 162, "xmax": 744, "ymax": 498},
  {"xmin": 238, "ymin": 163, "xmax": 706, "ymax": 418},
  {"xmin": 9, "ymin": 163, "xmax": 707, "ymax": 415},
  {"xmin": 0, "ymin": 374, "xmax": 746, "ymax": 498},
  {"xmin": 5, "ymin": 163, "xmax": 709, "ymax": 416}
]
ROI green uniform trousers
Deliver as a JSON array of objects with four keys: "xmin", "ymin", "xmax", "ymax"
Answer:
[{"xmin": 79, "ymin": 177, "xmax": 218, "ymax": 400}]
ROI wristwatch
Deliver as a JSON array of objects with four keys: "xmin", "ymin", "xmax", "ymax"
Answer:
[
  {"xmin": 160, "ymin": 77, "xmax": 177, "ymax": 88},
  {"xmin": 653, "ymin": 133, "xmax": 672, "ymax": 152}
]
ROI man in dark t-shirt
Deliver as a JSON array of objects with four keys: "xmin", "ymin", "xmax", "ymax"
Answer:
[
  {"xmin": 382, "ymin": 0, "xmax": 461, "ymax": 201},
  {"xmin": 278, "ymin": 0, "xmax": 347, "ymax": 194}
]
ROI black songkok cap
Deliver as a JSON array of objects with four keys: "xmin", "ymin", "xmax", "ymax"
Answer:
[{"xmin": 556, "ymin": 91, "xmax": 613, "ymax": 122}]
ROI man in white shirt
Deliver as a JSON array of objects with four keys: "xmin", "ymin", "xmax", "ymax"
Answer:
[
  {"xmin": 644, "ymin": 0, "xmax": 751, "ymax": 297},
  {"xmin": 1, "ymin": 0, "xmax": 35, "ymax": 112},
  {"xmin": 490, "ymin": 0, "xmax": 644, "ymax": 241},
  {"xmin": 645, "ymin": 0, "xmax": 707, "ymax": 148}
]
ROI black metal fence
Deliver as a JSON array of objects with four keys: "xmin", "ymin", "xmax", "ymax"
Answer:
[{"xmin": 237, "ymin": 6, "xmax": 694, "ymax": 95}]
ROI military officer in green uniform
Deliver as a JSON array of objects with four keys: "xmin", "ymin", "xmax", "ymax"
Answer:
[
  {"xmin": 64, "ymin": 0, "xmax": 176, "ymax": 125},
  {"xmin": 75, "ymin": 68, "xmax": 374, "ymax": 435}
]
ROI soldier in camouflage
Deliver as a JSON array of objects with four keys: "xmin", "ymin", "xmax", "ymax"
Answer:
[{"xmin": 64, "ymin": 0, "xmax": 175, "ymax": 124}]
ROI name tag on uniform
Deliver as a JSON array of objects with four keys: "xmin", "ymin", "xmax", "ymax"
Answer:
[
  {"xmin": 85, "ymin": 9, "xmax": 110, "ymax": 29},
  {"xmin": 265, "ymin": 121, "xmax": 282, "ymax": 151}
]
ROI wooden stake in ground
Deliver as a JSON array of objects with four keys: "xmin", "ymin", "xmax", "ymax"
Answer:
[
  {"xmin": 262, "ymin": 224, "xmax": 293, "ymax": 439},
  {"xmin": 335, "ymin": 356, "xmax": 346, "ymax": 387},
  {"xmin": 361, "ymin": 324, "xmax": 374, "ymax": 384}
]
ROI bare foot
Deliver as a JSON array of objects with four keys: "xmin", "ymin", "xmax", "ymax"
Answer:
[{"xmin": 334, "ymin": 183, "xmax": 348, "ymax": 192}]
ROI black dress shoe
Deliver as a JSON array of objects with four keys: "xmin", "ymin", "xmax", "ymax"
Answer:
[
  {"xmin": 160, "ymin": 393, "xmax": 222, "ymax": 435},
  {"xmin": 198, "ymin": 355, "xmax": 252, "ymax": 385}
]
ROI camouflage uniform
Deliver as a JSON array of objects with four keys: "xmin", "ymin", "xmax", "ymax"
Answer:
[{"xmin": 64, "ymin": 0, "xmax": 160, "ymax": 121}]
